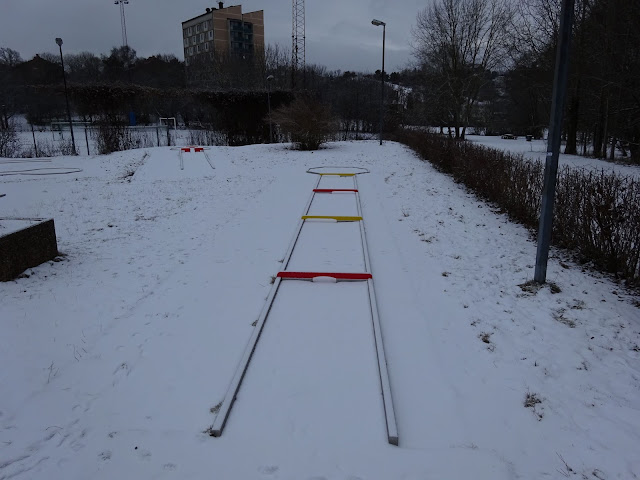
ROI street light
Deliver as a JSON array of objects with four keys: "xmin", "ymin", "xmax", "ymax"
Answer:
[
  {"xmin": 114, "ymin": 0, "xmax": 130, "ymax": 48},
  {"xmin": 534, "ymin": 0, "xmax": 575, "ymax": 283},
  {"xmin": 371, "ymin": 19, "xmax": 385, "ymax": 146},
  {"xmin": 267, "ymin": 75, "xmax": 274, "ymax": 143},
  {"xmin": 55, "ymin": 38, "xmax": 76, "ymax": 155}
]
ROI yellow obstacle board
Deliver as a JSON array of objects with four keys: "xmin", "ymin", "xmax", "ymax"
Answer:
[{"xmin": 318, "ymin": 173, "xmax": 356, "ymax": 177}]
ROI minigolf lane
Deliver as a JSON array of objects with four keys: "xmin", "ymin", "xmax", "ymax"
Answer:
[
  {"xmin": 211, "ymin": 166, "xmax": 397, "ymax": 446},
  {"xmin": 222, "ymin": 280, "xmax": 384, "ymax": 444}
]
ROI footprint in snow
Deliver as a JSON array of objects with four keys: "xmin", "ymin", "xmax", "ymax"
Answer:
[
  {"xmin": 259, "ymin": 465, "xmax": 279, "ymax": 475},
  {"xmin": 98, "ymin": 450, "xmax": 112, "ymax": 461},
  {"xmin": 135, "ymin": 447, "xmax": 152, "ymax": 461}
]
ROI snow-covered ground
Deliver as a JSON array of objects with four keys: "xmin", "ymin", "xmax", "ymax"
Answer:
[
  {"xmin": 467, "ymin": 134, "xmax": 640, "ymax": 178},
  {"xmin": 1, "ymin": 142, "xmax": 639, "ymax": 479}
]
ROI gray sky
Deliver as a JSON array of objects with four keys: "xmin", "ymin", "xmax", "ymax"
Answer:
[{"xmin": 0, "ymin": 0, "xmax": 427, "ymax": 73}]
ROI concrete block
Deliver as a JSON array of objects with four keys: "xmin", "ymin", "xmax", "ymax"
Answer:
[{"xmin": 0, "ymin": 219, "xmax": 58, "ymax": 281}]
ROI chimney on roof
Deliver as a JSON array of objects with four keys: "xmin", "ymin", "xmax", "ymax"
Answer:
[
  {"xmin": 206, "ymin": 7, "xmax": 210, "ymax": 12},
  {"xmin": 218, "ymin": 2, "xmax": 224, "ymax": 9}
]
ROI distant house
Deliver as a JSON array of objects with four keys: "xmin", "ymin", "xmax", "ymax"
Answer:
[{"xmin": 14, "ymin": 55, "xmax": 59, "ymax": 86}]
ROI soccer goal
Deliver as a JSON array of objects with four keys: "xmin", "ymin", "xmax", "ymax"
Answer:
[{"xmin": 159, "ymin": 117, "xmax": 177, "ymax": 146}]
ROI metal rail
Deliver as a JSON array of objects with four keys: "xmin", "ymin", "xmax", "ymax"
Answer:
[
  {"xmin": 210, "ymin": 174, "xmax": 321, "ymax": 437},
  {"xmin": 354, "ymin": 175, "xmax": 398, "ymax": 445}
]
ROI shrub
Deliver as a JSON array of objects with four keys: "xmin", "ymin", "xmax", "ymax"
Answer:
[
  {"xmin": 271, "ymin": 96, "xmax": 336, "ymax": 150},
  {"xmin": 95, "ymin": 123, "xmax": 136, "ymax": 154},
  {"xmin": 0, "ymin": 125, "xmax": 20, "ymax": 158},
  {"xmin": 394, "ymin": 129, "xmax": 640, "ymax": 288},
  {"xmin": 58, "ymin": 138, "xmax": 77, "ymax": 156},
  {"xmin": 188, "ymin": 129, "xmax": 227, "ymax": 147}
]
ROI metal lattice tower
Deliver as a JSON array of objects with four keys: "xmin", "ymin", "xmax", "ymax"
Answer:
[
  {"xmin": 115, "ymin": 0, "xmax": 130, "ymax": 48},
  {"xmin": 291, "ymin": 0, "xmax": 305, "ymax": 88}
]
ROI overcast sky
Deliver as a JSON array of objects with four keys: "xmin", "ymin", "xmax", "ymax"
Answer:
[{"xmin": 0, "ymin": 0, "xmax": 428, "ymax": 73}]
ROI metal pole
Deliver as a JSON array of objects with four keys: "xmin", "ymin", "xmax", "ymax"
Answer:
[
  {"xmin": 268, "ymin": 88, "xmax": 273, "ymax": 143},
  {"xmin": 380, "ymin": 24, "xmax": 385, "ymax": 146},
  {"xmin": 120, "ymin": 1, "xmax": 128, "ymax": 48},
  {"xmin": 267, "ymin": 75, "xmax": 274, "ymax": 143},
  {"xmin": 534, "ymin": 0, "xmax": 575, "ymax": 283},
  {"xmin": 31, "ymin": 123, "xmax": 38, "ymax": 158},
  {"xmin": 371, "ymin": 20, "xmax": 386, "ymax": 145},
  {"xmin": 57, "ymin": 43, "xmax": 77, "ymax": 155},
  {"xmin": 84, "ymin": 125, "xmax": 90, "ymax": 155}
]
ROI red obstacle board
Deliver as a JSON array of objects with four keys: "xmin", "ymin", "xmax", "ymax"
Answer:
[{"xmin": 277, "ymin": 271, "xmax": 372, "ymax": 280}]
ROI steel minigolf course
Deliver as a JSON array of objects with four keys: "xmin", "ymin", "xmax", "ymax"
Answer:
[{"xmin": 210, "ymin": 166, "xmax": 398, "ymax": 446}]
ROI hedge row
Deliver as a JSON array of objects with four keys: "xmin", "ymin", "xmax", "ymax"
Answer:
[
  {"xmin": 27, "ymin": 84, "xmax": 294, "ymax": 146},
  {"xmin": 393, "ymin": 129, "xmax": 640, "ymax": 287}
]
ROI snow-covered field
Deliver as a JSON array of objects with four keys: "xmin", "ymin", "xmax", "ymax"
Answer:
[
  {"xmin": 467, "ymin": 134, "xmax": 640, "ymax": 178},
  {"xmin": 1, "ymin": 141, "xmax": 639, "ymax": 479},
  {"xmin": 12, "ymin": 127, "xmax": 182, "ymax": 157}
]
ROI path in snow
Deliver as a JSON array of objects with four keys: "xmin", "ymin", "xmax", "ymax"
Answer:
[{"xmin": 467, "ymin": 134, "xmax": 640, "ymax": 177}]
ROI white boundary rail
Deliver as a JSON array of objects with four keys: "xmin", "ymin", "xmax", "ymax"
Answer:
[
  {"xmin": 210, "ymin": 174, "xmax": 322, "ymax": 437},
  {"xmin": 354, "ymin": 174, "xmax": 398, "ymax": 445}
]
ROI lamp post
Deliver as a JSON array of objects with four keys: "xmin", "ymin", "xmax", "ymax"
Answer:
[
  {"xmin": 534, "ymin": 0, "xmax": 575, "ymax": 283},
  {"xmin": 371, "ymin": 19, "xmax": 385, "ymax": 146},
  {"xmin": 267, "ymin": 74, "xmax": 274, "ymax": 143},
  {"xmin": 114, "ymin": 0, "xmax": 130, "ymax": 48},
  {"xmin": 55, "ymin": 38, "xmax": 76, "ymax": 155}
]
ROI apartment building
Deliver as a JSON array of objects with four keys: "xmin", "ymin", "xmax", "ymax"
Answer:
[{"xmin": 182, "ymin": 2, "xmax": 264, "ymax": 65}]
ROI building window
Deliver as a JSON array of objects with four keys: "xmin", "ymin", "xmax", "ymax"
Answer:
[
  {"xmin": 208, "ymin": 20, "xmax": 213, "ymax": 29},
  {"xmin": 192, "ymin": 36, "xmax": 196, "ymax": 45},
  {"xmin": 185, "ymin": 58, "xmax": 190, "ymax": 66},
  {"xmin": 187, "ymin": 26, "xmax": 192, "ymax": 35},
  {"xmin": 203, "ymin": 21, "xmax": 208, "ymax": 31},
  {"xmin": 184, "ymin": 48, "xmax": 188, "ymax": 57},
  {"xmin": 208, "ymin": 30, "xmax": 213, "ymax": 40},
  {"xmin": 229, "ymin": 20, "xmax": 254, "ymax": 56},
  {"xmin": 200, "ymin": 33, "xmax": 204, "ymax": 42},
  {"xmin": 205, "ymin": 42, "xmax": 209, "ymax": 51},
  {"xmin": 183, "ymin": 29, "xmax": 188, "ymax": 38},
  {"xmin": 196, "ymin": 24, "xmax": 200, "ymax": 33},
  {"xmin": 188, "ymin": 47, "xmax": 193, "ymax": 55},
  {"xmin": 196, "ymin": 45, "xmax": 200, "ymax": 53},
  {"xmin": 184, "ymin": 38, "xmax": 189, "ymax": 47}
]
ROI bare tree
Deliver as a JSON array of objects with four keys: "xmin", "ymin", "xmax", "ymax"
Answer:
[
  {"xmin": 264, "ymin": 43, "xmax": 291, "ymax": 90},
  {"xmin": 0, "ymin": 47, "xmax": 23, "ymax": 129},
  {"xmin": 65, "ymin": 52, "xmax": 103, "ymax": 83},
  {"xmin": 511, "ymin": 0, "xmax": 562, "ymax": 59},
  {"xmin": 0, "ymin": 47, "xmax": 22, "ymax": 67},
  {"xmin": 412, "ymin": 0, "xmax": 513, "ymax": 138}
]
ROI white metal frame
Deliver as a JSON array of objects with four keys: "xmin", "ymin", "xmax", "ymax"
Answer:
[{"xmin": 159, "ymin": 117, "xmax": 177, "ymax": 130}]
